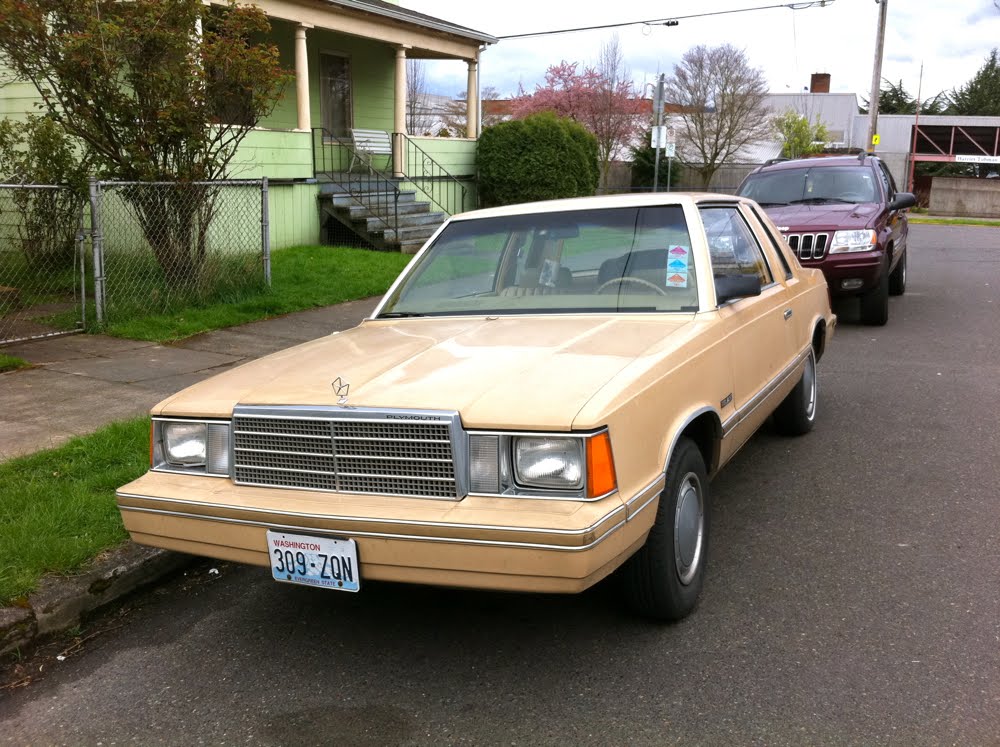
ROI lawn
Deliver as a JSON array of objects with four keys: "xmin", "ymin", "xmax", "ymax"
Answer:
[
  {"xmin": 0, "ymin": 417, "xmax": 150, "ymax": 605},
  {"xmin": 908, "ymin": 216, "xmax": 1000, "ymax": 227},
  {"xmin": 103, "ymin": 245, "xmax": 414, "ymax": 342}
]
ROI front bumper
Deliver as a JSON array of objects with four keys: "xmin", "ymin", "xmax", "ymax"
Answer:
[
  {"xmin": 806, "ymin": 250, "xmax": 885, "ymax": 296},
  {"xmin": 116, "ymin": 471, "xmax": 664, "ymax": 594}
]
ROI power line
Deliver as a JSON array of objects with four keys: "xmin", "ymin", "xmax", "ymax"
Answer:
[{"xmin": 497, "ymin": 1, "xmax": 835, "ymax": 40}]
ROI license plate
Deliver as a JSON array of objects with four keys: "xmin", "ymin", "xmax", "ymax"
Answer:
[{"xmin": 266, "ymin": 530, "xmax": 360, "ymax": 592}]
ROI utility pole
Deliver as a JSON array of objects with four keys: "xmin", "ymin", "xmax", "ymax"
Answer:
[
  {"xmin": 866, "ymin": 0, "xmax": 889, "ymax": 153},
  {"xmin": 652, "ymin": 74, "xmax": 665, "ymax": 192}
]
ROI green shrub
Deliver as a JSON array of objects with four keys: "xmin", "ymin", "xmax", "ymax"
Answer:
[{"xmin": 477, "ymin": 111, "xmax": 599, "ymax": 207}]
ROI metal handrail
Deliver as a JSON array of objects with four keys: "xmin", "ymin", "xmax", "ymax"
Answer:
[
  {"xmin": 397, "ymin": 134, "xmax": 468, "ymax": 216},
  {"xmin": 311, "ymin": 127, "xmax": 399, "ymax": 236}
]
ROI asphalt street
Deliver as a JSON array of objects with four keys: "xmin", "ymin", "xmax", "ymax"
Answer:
[{"xmin": 2, "ymin": 224, "xmax": 999, "ymax": 745}]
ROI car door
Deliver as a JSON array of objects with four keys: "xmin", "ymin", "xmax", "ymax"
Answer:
[
  {"xmin": 699, "ymin": 204, "xmax": 799, "ymax": 460},
  {"xmin": 878, "ymin": 161, "xmax": 908, "ymax": 256}
]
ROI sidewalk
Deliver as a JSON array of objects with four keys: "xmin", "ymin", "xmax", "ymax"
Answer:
[{"xmin": 0, "ymin": 297, "xmax": 379, "ymax": 462}]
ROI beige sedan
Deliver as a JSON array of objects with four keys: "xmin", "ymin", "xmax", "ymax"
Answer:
[{"xmin": 117, "ymin": 193, "xmax": 835, "ymax": 621}]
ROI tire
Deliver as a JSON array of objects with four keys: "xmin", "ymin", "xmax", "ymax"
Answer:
[
  {"xmin": 622, "ymin": 437, "xmax": 709, "ymax": 622},
  {"xmin": 860, "ymin": 260, "xmax": 890, "ymax": 326},
  {"xmin": 888, "ymin": 248, "xmax": 907, "ymax": 296},
  {"xmin": 773, "ymin": 347, "xmax": 818, "ymax": 436}
]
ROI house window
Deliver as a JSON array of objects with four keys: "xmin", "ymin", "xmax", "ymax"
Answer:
[{"xmin": 321, "ymin": 53, "xmax": 352, "ymax": 137}]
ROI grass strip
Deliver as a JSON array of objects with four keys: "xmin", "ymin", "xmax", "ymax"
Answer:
[
  {"xmin": 104, "ymin": 245, "xmax": 414, "ymax": 342},
  {"xmin": 0, "ymin": 417, "xmax": 149, "ymax": 605},
  {"xmin": 909, "ymin": 217, "xmax": 1000, "ymax": 227},
  {"xmin": 0, "ymin": 354, "xmax": 29, "ymax": 373}
]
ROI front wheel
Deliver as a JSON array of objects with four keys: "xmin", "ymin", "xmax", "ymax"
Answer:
[
  {"xmin": 622, "ymin": 437, "xmax": 709, "ymax": 622},
  {"xmin": 889, "ymin": 249, "xmax": 907, "ymax": 296},
  {"xmin": 773, "ymin": 347, "xmax": 818, "ymax": 436},
  {"xmin": 860, "ymin": 262, "xmax": 890, "ymax": 326}
]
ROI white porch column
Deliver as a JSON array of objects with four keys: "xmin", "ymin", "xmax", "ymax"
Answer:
[
  {"xmin": 294, "ymin": 24, "xmax": 313, "ymax": 132},
  {"xmin": 393, "ymin": 45, "xmax": 410, "ymax": 176},
  {"xmin": 466, "ymin": 59, "xmax": 479, "ymax": 138}
]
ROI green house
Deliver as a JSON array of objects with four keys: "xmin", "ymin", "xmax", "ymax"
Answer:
[{"xmin": 0, "ymin": 0, "xmax": 496, "ymax": 253}]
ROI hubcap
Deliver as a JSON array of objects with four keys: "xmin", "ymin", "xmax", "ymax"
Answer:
[
  {"xmin": 803, "ymin": 351, "xmax": 817, "ymax": 421},
  {"xmin": 674, "ymin": 472, "xmax": 704, "ymax": 586}
]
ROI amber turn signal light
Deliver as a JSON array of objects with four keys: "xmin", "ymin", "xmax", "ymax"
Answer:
[{"xmin": 586, "ymin": 431, "xmax": 617, "ymax": 498}]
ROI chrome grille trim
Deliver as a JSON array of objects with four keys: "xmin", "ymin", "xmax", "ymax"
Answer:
[
  {"xmin": 231, "ymin": 405, "xmax": 468, "ymax": 500},
  {"xmin": 784, "ymin": 232, "xmax": 830, "ymax": 260}
]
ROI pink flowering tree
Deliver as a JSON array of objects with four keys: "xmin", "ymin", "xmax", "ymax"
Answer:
[{"xmin": 511, "ymin": 41, "xmax": 646, "ymax": 188}]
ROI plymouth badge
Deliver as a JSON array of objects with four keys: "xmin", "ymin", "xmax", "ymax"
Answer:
[{"xmin": 332, "ymin": 377, "xmax": 350, "ymax": 405}]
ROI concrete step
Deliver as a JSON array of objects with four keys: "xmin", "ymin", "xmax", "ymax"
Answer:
[
  {"xmin": 327, "ymin": 190, "xmax": 417, "ymax": 208},
  {"xmin": 383, "ymin": 224, "xmax": 439, "ymax": 243},
  {"xmin": 347, "ymin": 201, "xmax": 430, "ymax": 220},
  {"xmin": 365, "ymin": 211, "xmax": 446, "ymax": 233}
]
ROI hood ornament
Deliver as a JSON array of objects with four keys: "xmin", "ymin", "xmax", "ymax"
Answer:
[{"xmin": 332, "ymin": 377, "xmax": 350, "ymax": 406}]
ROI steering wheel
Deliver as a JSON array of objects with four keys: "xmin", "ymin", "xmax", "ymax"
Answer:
[{"xmin": 596, "ymin": 276, "xmax": 668, "ymax": 296}]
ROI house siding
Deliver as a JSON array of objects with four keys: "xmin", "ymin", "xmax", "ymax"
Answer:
[{"xmin": 268, "ymin": 182, "xmax": 321, "ymax": 249}]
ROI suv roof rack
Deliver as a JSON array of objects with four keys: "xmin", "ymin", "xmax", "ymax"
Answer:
[
  {"xmin": 763, "ymin": 157, "xmax": 789, "ymax": 167},
  {"xmin": 857, "ymin": 151, "xmax": 868, "ymax": 164}
]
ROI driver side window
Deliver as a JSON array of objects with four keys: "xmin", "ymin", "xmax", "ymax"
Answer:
[{"xmin": 699, "ymin": 206, "xmax": 773, "ymax": 286}]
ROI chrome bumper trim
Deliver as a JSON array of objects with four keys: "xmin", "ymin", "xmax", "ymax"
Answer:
[{"xmin": 118, "ymin": 503, "xmax": 627, "ymax": 553}]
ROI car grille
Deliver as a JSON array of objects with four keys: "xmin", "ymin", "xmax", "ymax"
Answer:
[
  {"xmin": 784, "ymin": 233, "xmax": 829, "ymax": 260},
  {"xmin": 231, "ymin": 409, "xmax": 460, "ymax": 499}
]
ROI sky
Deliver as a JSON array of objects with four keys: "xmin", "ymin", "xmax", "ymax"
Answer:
[{"xmin": 402, "ymin": 0, "xmax": 1000, "ymax": 105}]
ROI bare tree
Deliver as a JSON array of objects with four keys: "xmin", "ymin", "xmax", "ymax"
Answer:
[
  {"xmin": 443, "ymin": 85, "xmax": 503, "ymax": 134},
  {"xmin": 665, "ymin": 44, "xmax": 772, "ymax": 188},
  {"xmin": 406, "ymin": 58, "xmax": 434, "ymax": 134}
]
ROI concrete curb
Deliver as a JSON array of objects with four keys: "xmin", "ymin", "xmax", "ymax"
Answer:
[{"xmin": 0, "ymin": 542, "xmax": 194, "ymax": 657}]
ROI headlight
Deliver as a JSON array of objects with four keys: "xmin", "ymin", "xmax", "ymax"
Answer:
[
  {"xmin": 164, "ymin": 422, "xmax": 206, "ymax": 466},
  {"xmin": 153, "ymin": 419, "xmax": 231, "ymax": 475},
  {"xmin": 829, "ymin": 229, "xmax": 877, "ymax": 253},
  {"xmin": 513, "ymin": 437, "xmax": 584, "ymax": 490}
]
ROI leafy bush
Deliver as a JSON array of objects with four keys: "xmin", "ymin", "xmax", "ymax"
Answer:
[
  {"xmin": 0, "ymin": 116, "xmax": 89, "ymax": 272},
  {"xmin": 477, "ymin": 111, "xmax": 599, "ymax": 207}
]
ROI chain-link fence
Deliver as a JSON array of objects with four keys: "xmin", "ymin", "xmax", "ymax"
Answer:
[
  {"xmin": 0, "ymin": 184, "xmax": 87, "ymax": 345},
  {"xmin": 92, "ymin": 179, "xmax": 269, "ymax": 324}
]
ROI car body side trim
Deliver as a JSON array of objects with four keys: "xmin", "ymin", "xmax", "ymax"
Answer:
[
  {"xmin": 117, "ymin": 504, "xmax": 627, "ymax": 553},
  {"xmin": 625, "ymin": 476, "xmax": 666, "ymax": 521},
  {"xmin": 737, "ymin": 346, "xmax": 810, "ymax": 423}
]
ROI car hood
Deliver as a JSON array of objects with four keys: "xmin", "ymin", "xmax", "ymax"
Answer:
[
  {"xmin": 154, "ymin": 315, "xmax": 698, "ymax": 430},
  {"xmin": 762, "ymin": 202, "xmax": 880, "ymax": 230}
]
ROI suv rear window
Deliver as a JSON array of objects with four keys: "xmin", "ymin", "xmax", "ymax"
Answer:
[{"xmin": 739, "ymin": 166, "xmax": 878, "ymax": 206}]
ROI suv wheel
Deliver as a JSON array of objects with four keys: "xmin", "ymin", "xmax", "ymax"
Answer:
[
  {"xmin": 889, "ymin": 249, "xmax": 907, "ymax": 296},
  {"xmin": 860, "ymin": 261, "xmax": 890, "ymax": 326}
]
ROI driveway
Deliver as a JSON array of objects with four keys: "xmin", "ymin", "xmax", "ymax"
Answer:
[{"xmin": 2, "ymin": 224, "xmax": 999, "ymax": 745}]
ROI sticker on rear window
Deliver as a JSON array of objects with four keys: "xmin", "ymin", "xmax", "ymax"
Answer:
[{"xmin": 667, "ymin": 246, "xmax": 690, "ymax": 287}]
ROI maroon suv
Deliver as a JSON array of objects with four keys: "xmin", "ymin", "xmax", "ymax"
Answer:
[{"xmin": 737, "ymin": 154, "xmax": 915, "ymax": 325}]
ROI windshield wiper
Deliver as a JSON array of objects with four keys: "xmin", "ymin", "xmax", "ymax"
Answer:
[
  {"xmin": 378, "ymin": 311, "xmax": 428, "ymax": 318},
  {"xmin": 756, "ymin": 201, "xmax": 789, "ymax": 207},
  {"xmin": 789, "ymin": 197, "xmax": 857, "ymax": 205}
]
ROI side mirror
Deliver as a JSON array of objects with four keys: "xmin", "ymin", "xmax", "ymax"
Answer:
[
  {"xmin": 889, "ymin": 192, "xmax": 916, "ymax": 211},
  {"xmin": 715, "ymin": 274, "xmax": 763, "ymax": 304}
]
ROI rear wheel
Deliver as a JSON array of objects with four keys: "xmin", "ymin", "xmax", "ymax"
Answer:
[
  {"xmin": 860, "ymin": 261, "xmax": 890, "ymax": 326},
  {"xmin": 773, "ymin": 347, "xmax": 817, "ymax": 436},
  {"xmin": 889, "ymin": 248, "xmax": 907, "ymax": 296},
  {"xmin": 622, "ymin": 437, "xmax": 709, "ymax": 622}
]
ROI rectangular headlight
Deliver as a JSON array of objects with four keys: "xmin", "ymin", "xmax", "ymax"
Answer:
[
  {"xmin": 513, "ymin": 437, "xmax": 584, "ymax": 490},
  {"xmin": 164, "ymin": 422, "xmax": 207, "ymax": 466},
  {"xmin": 829, "ymin": 229, "xmax": 877, "ymax": 253},
  {"xmin": 153, "ymin": 419, "xmax": 231, "ymax": 476}
]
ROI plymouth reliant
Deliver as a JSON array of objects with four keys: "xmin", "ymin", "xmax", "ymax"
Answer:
[{"xmin": 117, "ymin": 193, "xmax": 835, "ymax": 621}]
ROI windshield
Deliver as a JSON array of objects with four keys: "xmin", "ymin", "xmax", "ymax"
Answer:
[
  {"xmin": 379, "ymin": 206, "xmax": 699, "ymax": 317},
  {"xmin": 739, "ymin": 166, "xmax": 879, "ymax": 205}
]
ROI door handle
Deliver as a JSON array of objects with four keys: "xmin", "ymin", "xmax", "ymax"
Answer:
[{"xmin": 784, "ymin": 308, "xmax": 793, "ymax": 320}]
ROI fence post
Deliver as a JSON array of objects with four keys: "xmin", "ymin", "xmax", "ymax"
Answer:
[
  {"xmin": 261, "ymin": 177, "xmax": 271, "ymax": 286},
  {"xmin": 88, "ymin": 177, "xmax": 106, "ymax": 325}
]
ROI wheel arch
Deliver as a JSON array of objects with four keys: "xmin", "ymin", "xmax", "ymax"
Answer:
[{"xmin": 662, "ymin": 407, "xmax": 723, "ymax": 479}]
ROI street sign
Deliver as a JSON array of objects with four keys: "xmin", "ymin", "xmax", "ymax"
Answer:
[
  {"xmin": 652, "ymin": 126, "xmax": 667, "ymax": 149},
  {"xmin": 665, "ymin": 142, "xmax": 676, "ymax": 158},
  {"xmin": 872, "ymin": 134, "xmax": 881, "ymax": 146},
  {"xmin": 666, "ymin": 126, "xmax": 676, "ymax": 145}
]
